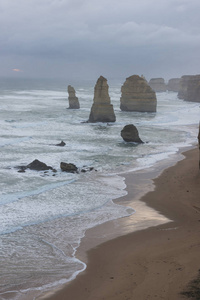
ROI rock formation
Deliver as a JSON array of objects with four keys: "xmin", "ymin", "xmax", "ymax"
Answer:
[
  {"xmin": 178, "ymin": 75, "xmax": 200, "ymax": 102},
  {"xmin": 167, "ymin": 78, "xmax": 181, "ymax": 92},
  {"xmin": 120, "ymin": 75, "xmax": 157, "ymax": 112},
  {"xmin": 68, "ymin": 85, "xmax": 80, "ymax": 109},
  {"xmin": 121, "ymin": 124, "xmax": 143, "ymax": 143},
  {"xmin": 149, "ymin": 78, "xmax": 167, "ymax": 92},
  {"xmin": 88, "ymin": 76, "xmax": 116, "ymax": 122}
]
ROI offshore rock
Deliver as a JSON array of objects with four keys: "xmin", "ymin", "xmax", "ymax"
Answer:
[
  {"xmin": 167, "ymin": 78, "xmax": 181, "ymax": 92},
  {"xmin": 60, "ymin": 162, "xmax": 78, "ymax": 173},
  {"xmin": 17, "ymin": 159, "xmax": 57, "ymax": 173},
  {"xmin": 178, "ymin": 75, "xmax": 200, "ymax": 102},
  {"xmin": 149, "ymin": 78, "xmax": 167, "ymax": 92},
  {"xmin": 67, "ymin": 85, "xmax": 80, "ymax": 109},
  {"xmin": 88, "ymin": 76, "xmax": 116, "ymax": 122},
  {"xmin": 121, "ymin": 124, "xmax": 143, "ymax": 143},
  {"xmin": 120, "ymin": 75, "xmax": 157, "ymax": 112}
]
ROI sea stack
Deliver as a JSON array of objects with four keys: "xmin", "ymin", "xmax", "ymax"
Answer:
[
  {"xmin": 120, "ymin": 75, "xmax": 157, "ymax": 112},
  {"xmin": 167, "ymin": 78, "xmax": 181, "ymax": 92},
  {"xmin": 149, "ymin": 78, "xmax": 167, "ymax": 92},
  {"xmin": 178, "ymin": 75, "xmax": 200, "ymax": 102},
  {"xmin": 68, "ymin": 85, "xmax": 80, "ymax": 109},
  {"xmin": 88, "ymin": 76, "xmax": 116, "ymax": 122}
]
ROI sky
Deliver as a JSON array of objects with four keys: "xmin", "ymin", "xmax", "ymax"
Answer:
[{"xmin": 0, "ymin": 0, "xmax": 200, "ymax": 81}]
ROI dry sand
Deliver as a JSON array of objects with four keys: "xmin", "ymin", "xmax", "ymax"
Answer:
[{"xmin": 38, "ymin": 147, "xmax": 200, "ymax": 300}]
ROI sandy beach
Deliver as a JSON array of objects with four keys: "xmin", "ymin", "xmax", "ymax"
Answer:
[{"xmin": 38, "ymin": 146, "xmax": 200, "ymax": 300}]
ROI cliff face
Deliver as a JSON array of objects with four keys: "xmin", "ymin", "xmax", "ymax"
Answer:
[
  {"xmin": 198, "ymin": 123, "xmax": 200, "ymax": 169},
  {"xmin": 167, "ymin": 78, "xmax": 181, "ymax": 92},
  {"xmin": 178, "ymin": 75, "xmax": 200, "ymax": 102},
  {"xmin": 149, "ymin": 78, "xmax": 167, "ymax": 92},
  {"xmin": 120, "ymin": 75, "xmax": 157, "ymax": 112},
  {"xmin": 88, "ymin": 76, "xmax": 116, "ymax": 122},
  {"xmin": 68, "ymin": 85, "xmax": 80, "ymax": 109}
]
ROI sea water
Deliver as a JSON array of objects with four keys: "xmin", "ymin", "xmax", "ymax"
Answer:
[{"xmin": 0, "ymin": 77, "xmax": 199, "ymax": 299}]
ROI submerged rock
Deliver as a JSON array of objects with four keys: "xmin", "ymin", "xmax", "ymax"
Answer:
[
  {"xmin": 120, "ymin": 75, "xmax": 157, "ymax": 112},
  {"xmin": 55, "ymin": 141, "xmax": 66, "ymax": 147},
  {"xmin": 68, "ymin": 85, "xmax": 80, "ymax": 109},
  {"xmin": 88, "ymin": 76, "xmax": 116, "ymax": 122},
  {"xmin": 149, "ymin": 78, "xmax": 167, "ymax": 92},
  {"xmin": 121, "ymin": 124, "xmax": 143, "ymax": 143}
]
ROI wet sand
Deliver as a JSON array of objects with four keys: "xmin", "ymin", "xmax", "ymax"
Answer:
[{"xmin": 38, "ymin": 147, "xmax": 200, "ymax": 300}]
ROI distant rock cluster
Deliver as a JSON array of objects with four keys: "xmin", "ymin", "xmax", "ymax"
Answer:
[{"xmin": 148, "ymin": 77, "xmax": 181, "ymax": 93}]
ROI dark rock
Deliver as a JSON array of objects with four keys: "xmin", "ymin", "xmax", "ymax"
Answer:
[
  {"xmin": 16, "ymin": 159, "xmax": 57, "ymax": 173},
  {"xmin": 55, "ymin": 141, "xmax": 66, "ymax": 146},
  {"xmin": 27, "ymin": 159, "xmax": 56, "ymax": 172},
  {"xmin": 60, "ymin": 162, "xmax": 78, "ymax": 173},
  {"xmin": 178, "ymin": 75, "xmax": 200, "ymax": 102},
  {"xmin": 121, "ymin": 124, "xmax": 144, "ymax": 143}
]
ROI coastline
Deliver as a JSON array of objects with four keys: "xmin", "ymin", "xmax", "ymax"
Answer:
[{"xmin": 37, "ymin": 146, "xmax": 200, "ymax": 300}]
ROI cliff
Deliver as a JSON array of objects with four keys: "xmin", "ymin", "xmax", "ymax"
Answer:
[
  {"xmin": 120, "ymin": 75, "xmax": 157, "ymax": 112},
  {"xmin": 149, "ymin": 78, "xmax": 167, "ymax": 92},
  {"xmin": 88, "ymin": 76, "xmax": 116, "ymax": 122}
]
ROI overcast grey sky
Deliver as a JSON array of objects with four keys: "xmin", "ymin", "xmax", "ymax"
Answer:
[{"xmin": 1, "ymin": 0, "xmax": 200, "ymax": 80}]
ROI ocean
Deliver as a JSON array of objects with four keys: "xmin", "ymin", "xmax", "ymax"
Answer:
[{"xmin": 0, "ymin": 77, "xmax": 199, "ymax": 299}]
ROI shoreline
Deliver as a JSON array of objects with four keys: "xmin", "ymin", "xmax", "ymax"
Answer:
[{"xmin": 37, "ymin": 145, "xmax": 200, "ymax": 300}]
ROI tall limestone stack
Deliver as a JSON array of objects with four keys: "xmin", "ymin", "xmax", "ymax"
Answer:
[
  {"xmin": 167, "ymin": 78, "xmax": 181, "ymax": 92},
  {"xmin": 67, "ymin": 85, "xmax": 80, "ymax": 109},
  {"xmin": 178, "ymin": 75, "xmax": 200, "ymax": 102},
  {"xmin": 88, "ymin": 76, "xmax": 116, "ymax": 122},
  {"xmin": 120, "ymin": 75, "xmax": 157, "ymax": 112},
  {"xmin": 149, "ymin": 78, "xmax": 167, "ymax": 92}
]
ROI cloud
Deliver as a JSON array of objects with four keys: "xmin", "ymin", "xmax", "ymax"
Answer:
[
  {"xmin": 12, "ymin": 69, "xmax": 23, "ymax": 72},
  {"xmin": 1, "ymin": 0, "xmax": 200, "ymax": 79}
]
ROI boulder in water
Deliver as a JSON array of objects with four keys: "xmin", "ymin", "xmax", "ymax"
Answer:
[{"xmin": 121, "ymin": 124, "xmax": 143, "ymax": 143}]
